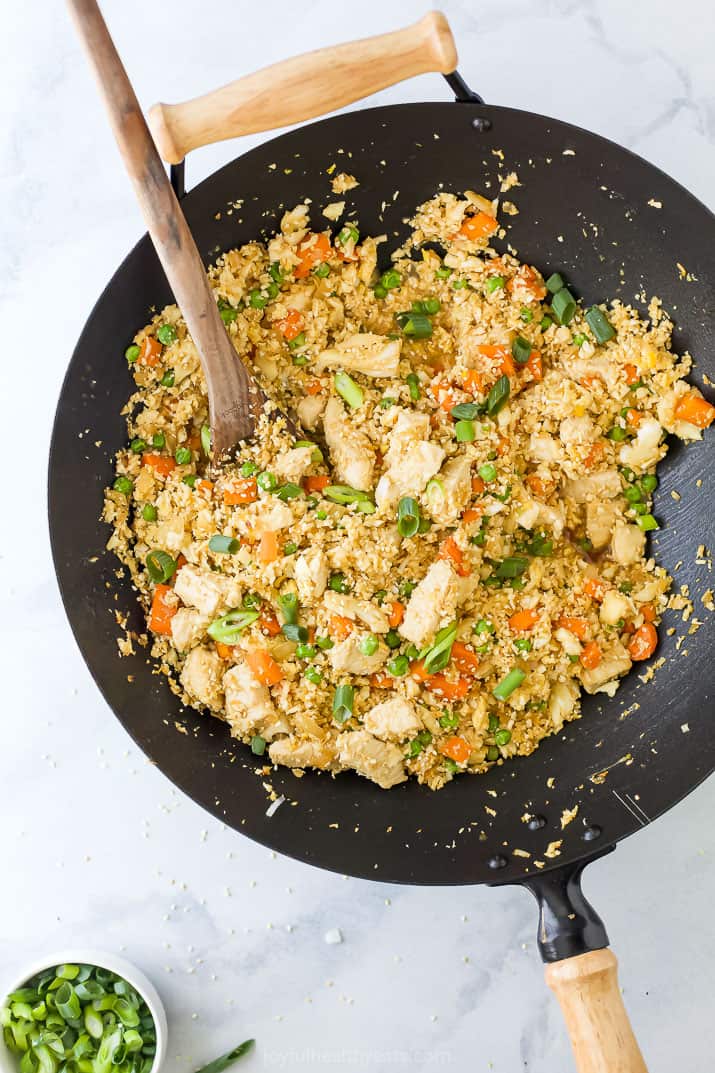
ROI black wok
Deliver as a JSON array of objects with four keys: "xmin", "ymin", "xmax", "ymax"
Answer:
[{"xmin": 50, "ymin": 12, "xmax": 715, "ymax": 1071}]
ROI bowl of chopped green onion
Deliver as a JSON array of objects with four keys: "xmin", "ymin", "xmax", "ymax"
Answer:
[{"xmin": 0, "ymin": 951, "xmax": 167, "ymax": 1073}]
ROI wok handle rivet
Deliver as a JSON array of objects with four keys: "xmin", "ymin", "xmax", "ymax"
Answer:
[
  {"xmin": 488, "ymin": 854, "xmax": 508, "ymax": 870},
  {"xmin": 527, "ymin": 815, "xmax": 547, "ymax": 831},
  {"xmin": 472, "ymin": 117, "xmax": 492, "ymax": 133},
  {"xmin": 582, "ymin": 825, "xmax": 602, "ymax": 842}
]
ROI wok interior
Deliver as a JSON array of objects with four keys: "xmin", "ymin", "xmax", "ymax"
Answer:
[{"xmin": 50, "ymin": 103, "xmax": 715, "ymax": 885}]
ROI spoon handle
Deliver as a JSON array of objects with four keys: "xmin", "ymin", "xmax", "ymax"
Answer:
[{"xmin": 66, "ymin": 0, "xmax": 261, "ymax": 454}]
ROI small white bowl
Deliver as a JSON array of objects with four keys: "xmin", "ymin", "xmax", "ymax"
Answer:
[{"xmin": 0, "ymin": 950, "xmax": 167, "ymax": 1073}]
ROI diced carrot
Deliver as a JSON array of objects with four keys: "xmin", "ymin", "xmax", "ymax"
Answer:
[
  {"xmin": 246, "ymin": 648, "xmax": 284, "ymax": 686},
  {"xmin": 258, "ymin": 530, "xmax": 280, "ymax": 564},
  {"xmin": 524, "ymin": 350, "xmax": 543, "ymax": 382},
  {"xmin": 433, "ymin": 380, "xmax": 459, "ymax": 413},
  {"xmin": 439, "ymin": 735, "xmax": 472, "ymax": 764},
  {"xmin": 508, "ymin": 608, "xmax": 539, "ymax": 632},
  {"xmin": 425, "ymin": 674, "xmax": 470, "ymax": 700},
  {"xmin": 641, "ymin": 603, "xmax": 657, "ymax": 623},
  {"xmin": 526, "ymin": 473, "xmax": 547, "ymax": 498},
  {"xmin": 302, "ymin": 474, "xmax": 330, "ymax": 493},
  {"xmin": 138, "ymin": 336, "xmax": 162, "ymax": 366},
  {"xmin": 583, "ymin": 441, "xmax": 605, "ymax": 469},
  {"xmin": 388, "ymin": 601, "xmax": 405, "ymax": 628},
  {"xmin": 305, "ymin": 380, "xmax": 324, "ymax": 396},
  {"xmin": 673, "ymin": 392, "xmax": 715, "ymax": 429},
  {"xmin": 508, "ymin": 264, "xmax": 547, "ymax": 300},
  {"xmin": 624, "ymin": 408, "xmax": 641, "ymax": 427},
  {"xmin": 496, "ymin": 435, "xmax": 510, "ymax": 456},
  {"xmin": 294, "ymin": 232, "xmax": 331, "ymax": 278},
  {"xmin": 477, "ymin": 344, "xmax": 511, "ymax": 361},
  {"xmin": 623, "ymin": 363, "xmax": 640, "ymax": 386},
  {"xmin": 148, "ymin": 584, "xmax": 176, "ymax": 635},
  {"xmin": 276, "ymin": 308, "xmax": 305, "ymax": 341},
  {"xmin": 557, "ymin": 615, "xmax": 589, "ymax": 641},
  {"xmin": 197, "ymin": 479, "xmax": 214, "ymax": 496},
  {"xmin": 463, "ymin": 369, "xmax": 484, "ymax": 395},
  {"xmin": 500, "ymin": 353, "xmax": 516, "ymax": 377},
  {"xmin": 450, "ymin": 641, "xmax": 480, "ymax": 677},
  {"xmin": 259, "ymin": 607, "xmax": 282, "ymax": 637},
  {"xmin": 438, "ymin": 535, "xmax": 470, "ymax": 577},
  {"xmin": 471, "ymin": 476, "xmax": 486, "ymax": 495},
  {"xmin": 461, "ymin": 507, "xmax": 484, "ymax": 525},
  {"xmin": 458, "ymin": 211, "xmax": 498, "ymax": 242},
  {"xmin": 583, "ymin": 576, "xmax": 607, "ymax": 602},
  {"xmin": 580, "ymin": 641, "xmax": 602, "ymax": 670},
  {"xmin": 629, "ymin": 622, "xmax": 658, "ymax": 661},
  {"xmin": 142, "ymin": 452, "xmax": 176, "ymax": 477},
  {"xmin": 223, "ymin": 477, "xmax": 258, "ymax": 506},
  {"xmin": 410, "ymin": 660, "xmax": 431, "ymax": 683},
  {"xmin": 330, "ymin": 614, "xmax": 354, "ymax": 641},
  {"xmin": 215, "ymin": 642, "xmax": 236, "ymax": 660}
]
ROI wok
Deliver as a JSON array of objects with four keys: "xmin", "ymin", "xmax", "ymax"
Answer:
[{"xmin": 50, "ymin": 12, "xmax": 715, "ymax": 1071}]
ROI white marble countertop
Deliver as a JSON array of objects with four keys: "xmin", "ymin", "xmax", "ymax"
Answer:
[{"xmin": 2, "ymin": 0, "xmax": 715, "ymax": 1069}]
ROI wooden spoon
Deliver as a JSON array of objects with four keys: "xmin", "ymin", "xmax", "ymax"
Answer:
[{"xmin": 66, "ymin": 0, "xmax": 268, "ymax": 457}]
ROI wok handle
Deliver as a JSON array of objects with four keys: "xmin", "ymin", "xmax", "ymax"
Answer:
[
  {"xmin": 148, "ymin": 11, "xmax": 457, "ymax": 164},
  {"xmin": 546, "ymin": 950, "xmax": 648, "ymax": 1073},
  {"xmin": 65, "ymin": 0, "xmax": 263, "ymax": 452}
]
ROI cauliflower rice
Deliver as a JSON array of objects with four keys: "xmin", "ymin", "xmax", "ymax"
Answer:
[{"xmin": 103, "ymin": 190, "xmax": 715, "ymax": 790}]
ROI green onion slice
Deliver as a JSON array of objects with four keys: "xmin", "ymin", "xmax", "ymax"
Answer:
[
  {"xmin": 486, "ymin": 374, "xmax": 510, "ymax": 416},
  {"xmin": 193, "ymin": 1039, "xmax": 255, "ymax": 1073},
  {"xmin": 495, "ymin": 556, "xmax": 529, "ymax": 579},
  {"xmin": 145, "ymin": 549, "xmax": 177, "ymax": 583},
  {"xmin": 551, "ymin": 287, "xmax": 577, "ymax": 325},
  {"xmin": 323, "ymin": 485, "xmax": 374, "ymax": 507},
  {"xmin": 450, "ymin": 402, "xmax": 481, "ymax": 420},
  {"xmin": 201, "ymin": 424, "xmax": 211, "ymax": 455},
  {"xmin": 511, "ymin": 335, "xmax": 532, "ymax": 364},
  {"xmin": 208, "ymin": 534, "xmax": 240, "ymax": 554},
  {"xmin": 333, "ymin": 684, "xmax": 354, "ymax": 722},
  {"xmin": 406, "ymin": 372, "xmax": 421, "ymax": 401},
  {"xmin": 278, "ymin": 592, "xmax": 299, "ymax": 624},
  {"xmin": 455, "ymin": 419, "xmax": 476, "ymax": 442},
  {"xmin": 396, "ymin": 311, "xmax": 433, "ymax": 338},
  {"xmin": 334, "ymin": 371, "xmax": 364, "ymax": 409},
  {"xmin": 397, "ymin": 496, "xmax": 420, "ymax": 538},
  {"xmin": 420, "ymin": 621, "xmax": 458, "ymax": 674},
  {"xmin": 493, "ymin": 667, "xmax": 526, "ymax": 700},
  {"xmin": 275, "ymin": 482, "xmax": 303, "ymax": 501},
  {"xmin": 282, "ymin": 623, "xmax": 309, "ymax": 643},
  {"xmin": 545, "ymin": 272, "xmax": 564, "ymax": 293},
  {"xmin": 207, "ymin": 609, "xmax": 260, "ymax": 643},
  {"xmin": 585, "ymin": 305, "xmax": 616, "ymax": 344}
]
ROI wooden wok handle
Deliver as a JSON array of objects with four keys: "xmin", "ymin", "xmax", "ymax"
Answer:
[
  {"xmin": 546, "ymin": 949, "xmax": 648, "ymax": 1073},
  {"xmin": 148, "ymin": 11, "xmax": 457, "ymax": 163},
  {"xmin": 66, "ymin": 0, "xmax": 263, "ymax": 454}
]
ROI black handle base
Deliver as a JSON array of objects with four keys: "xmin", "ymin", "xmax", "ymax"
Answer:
[{"xmin": 495, "ymin": 846, "xmax": 615, "ymax": 963}]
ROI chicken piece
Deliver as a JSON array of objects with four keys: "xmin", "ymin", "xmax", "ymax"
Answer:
[
  {"xmin": 516, "ymin": 497, "xmax": 566, "ymax": 538},
  {"xmin": 294, "ymin": 547, "xmax": 329, "ymax": 603},
  {"xmin": 328, "ymin": 635, "xmax": 388, "ymax": 675},
  {"xmin": 423, "ymin": 455, "xmax": 471, "ymax": 523},
  {"xmin": 316, "ymin": 333, "xmax": 401, "ymax": 378},
  {"xmin": 336, "ymin": 730, "xmax": 407, "ymax": 789},
  {"xmin": 223, "ymin": 662, "xmax": 289, "ymax": 739},
  {"xmin": 268, "ymin": 736, "xmax": 337, "ymax": 770},
  {"xmin": 322, "ymin": 591, "xmax": 390, "ymax": 633},
  {"xmin": 554, "ymin": 627, "xmax": 582, "ymax": 657},
  {"xmin": 174, "ymin": 564, "xmax": 240, "ymax": 618},
  {"xmin": 170, "ymin": 608, "xmax": 209, "ymax": 652},
  {"xmin": 611, "ymin": 521, "xmax": 646, "ymax": 565},
  {"xmin": 563, "ymin": 469, "xmax": 621, "ymax": 503},
  {"xmin": 323, "ymin": 396, "xmax": 375, "ymax": 490},
  {"xmin": 559, "ymin": 415, "xmax": 596, "ymax": 445},
  {"xmin": 528, "ymin": 432, "xmax": 561, "ymax": 463},
  {"xmin": 586, "ymin": 498, "xmax": 620, "ymax": 551},
  {"xmin": 548, "ymin": 680, "xmax": 579, "ymax": 731},
  {"xmin": 280, "ymin": 203, "xmax": 309, "ymax": 241},
  {"xmin": 375, "ymin": 441, "xmax": 445, "ymax": 509},
  {"xmin": 384, "ymin": 409, "xmax": 431, "ymax": 465},
  {"xmin": 618, "ymin": 418, "xmax": 664, "ymax": 473},
  {"xmin": 297, "ymin": 393, "xmax": 325, "ymax": 430},
  {"xmin": 273, "ymin": 446, "xmax": 315, "ymax": 484},
  {"xmin": 363, "ymin": 697, "xmax": 421, "ymax": 742},
  {"xmin": 600, "ymin": 589, "xmax": 632, "ymax": 626},
  {"xmin": 581, "ymin": 652, "xmax": 632, "ymax": 695},
  {"xmin": 252, "ymin": 500, "xmax": 294, "ymax": 532},
  {"xmin": 180, "ymin": 647, "xmax": 224, "ymax": 711},
  {"xmin": 399, "ymin": 560, "xmax": 459, "ymax": 648}
]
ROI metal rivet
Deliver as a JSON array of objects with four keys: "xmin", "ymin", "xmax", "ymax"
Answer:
[
  {"xmin": 487, "ymin": 854, "xmax": 508, "ymax": 870},
  {"xmin": 582, "ymin": 825, "xmax": 602, "ymax": 842},
  {"xmin": 472, "ymin": 117, "xmax": 492, "ymax": 133},
  {"xmin": 527, "ymin": 815, "xmax": 547, "ymax": 831}
]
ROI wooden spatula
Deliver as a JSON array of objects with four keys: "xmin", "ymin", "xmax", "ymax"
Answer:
[{"xmin": 66, "ymin": 0, "xmax": 267, "ymax": 457}]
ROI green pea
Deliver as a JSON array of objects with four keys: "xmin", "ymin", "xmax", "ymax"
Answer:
[
  {"xmin": 113, "ymin": 476, "xmax": 133, "ymax": 495},
  {"xmin": 304, "ymin": 666, "xmax": 322, "ymax": 684},
  {"xmin": 130, "ymin": 437, "xmax": 147, "ymax": 454},
  {"xmin": 175, "ymin": 446, "xmax": 191, "ymax": 465},
  {"xmin": 296, "ymin": 644, "xmax": 317, "ymax": 660},
  {"xmin": 160, "ymin": 369, "xmax": 175, "ymax": 387},
  {"xmin": 495, "ymin": 728, "xmax": 512, "ymax": 746},
  {"xmin": 385, "ymin": 630, "xmax": 401, "ymax": 649},
  {"xmin": 142, "ymin": 504, "xmax": 157, "ymax": 522},
  {"xmin": 514, "ymin": 638, "xmax": 532, "ymax": 653},
  {"xmin": 156, "ymin": 324, "xmax": 177, "ymax": 345},
  {"xmin": 640, "ymin": 474, "xmax": 658, "ymax": 493},
  {"xmin": 241, "ymin": 461, "xmax": 258, "ymax": 477},
  {"xmin": 387, "ymin": 655, "xmax": 409, "ymax": 676},
  {"xmin": 257, "ymin": 471, "xmax": 277, "ymax": 491},
  {"xmin": 359, "ymin": 634, "xmax": 379, "ymax": 656},
  {"xmin": 125, "ymin": 344, "xmax": 140, "ymax": 363},
  {"xmin": 478, "ymin": 462, "xmax": 497, "ymax": 482},
  {"xmin": 249, "ymin": 289, "xmax": 268, "ymax": 309}
]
